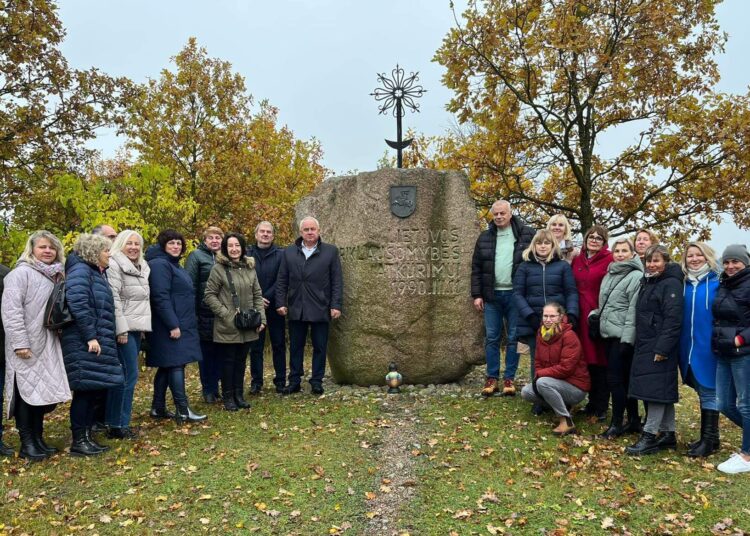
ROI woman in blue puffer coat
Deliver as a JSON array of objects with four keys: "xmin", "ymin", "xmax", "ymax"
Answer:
[
  {"xmin": 146, "ymin": 229, "xmax": 205, "ymax": 424},
  {"xmin": 62, "ymin": 233, "xmax": 124, "ymax": 456},
  {"xmin": 513, "ymin": 229, "xmax": 579, "ymax": 382},
  {"xmin": 679, "ymin": 242, "xmax": 721, "ymax": 457}
]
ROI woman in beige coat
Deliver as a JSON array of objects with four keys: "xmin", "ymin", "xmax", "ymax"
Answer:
[
  {"xmin": 2, "ymin": 231, "xmax": 72, "ymax": 461},
  {"xmin": 204, "ymin": 233, "xmax": 265, "ymax": 411},
  {"xmin": 105, "ymin": 230, "xmax": 151, "ymax": 439}
]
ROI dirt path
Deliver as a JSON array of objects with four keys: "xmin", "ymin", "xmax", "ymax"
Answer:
[{"xmin": 362, "ymin": 396, "xmax": 422, "ymax": 536}]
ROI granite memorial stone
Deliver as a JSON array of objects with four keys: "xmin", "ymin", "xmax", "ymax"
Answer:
[{"xmin": 295, "ymin": 168, "xmax": 484, "ymax": 385}]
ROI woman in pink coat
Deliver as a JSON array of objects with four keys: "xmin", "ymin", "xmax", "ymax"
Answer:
[
  {"xmin": 571, "ymin": 225, "xmax": 613, "ymax": 422},
  {"xmin": 2, "ymin": 231, "xmax": 72, "ymax": 461}
]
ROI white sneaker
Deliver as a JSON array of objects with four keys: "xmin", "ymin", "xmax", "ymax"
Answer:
[{"xmin": 717, "ymin": 453, "xmax": 750, "ymax": 474}]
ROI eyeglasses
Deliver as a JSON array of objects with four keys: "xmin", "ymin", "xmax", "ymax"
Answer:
[{"xmin": 587, "ymin": 235, "xmax": 604, "ymax": 243}]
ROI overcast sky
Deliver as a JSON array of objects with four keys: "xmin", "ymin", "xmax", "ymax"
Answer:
[{"xmin": 57, "ymin": 0, "xmax": 748, "ymax": 250}]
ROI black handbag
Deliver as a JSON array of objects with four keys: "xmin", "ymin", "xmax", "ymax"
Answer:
[
  {"xmin": 44, "ymin": 276, "xmax": 74, "ymax": 330},
  {"xmin": 225, "ymin": 266, "xmax": 262, "ymax": 330},
  {"xmin": 588, "ymin": 274, "xmax": 628, "ymax": 341}
]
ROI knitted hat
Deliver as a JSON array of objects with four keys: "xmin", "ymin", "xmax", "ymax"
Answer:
[{"xmin": 721, "ymin": 244, "xmax": 750, "ymax": 266}]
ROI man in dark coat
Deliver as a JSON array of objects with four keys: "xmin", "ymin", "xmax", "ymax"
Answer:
[
  {"xmin": 471, "ymin": 199, "xmax": 535, "ymax": 397},
  {"xmin": 185, "ymin": 226, "xmax": 223, "ymax": 403},
  {"xmin": 276, "ymin": 217, "xmax": 343, "ymax": 395},
  {"xmin": 247, "ymin": 221, "xmax": 287, "ymax": 394},
  {"xmin": 0, "ymin": 263, "xmax": 13, "ymax": 456}
]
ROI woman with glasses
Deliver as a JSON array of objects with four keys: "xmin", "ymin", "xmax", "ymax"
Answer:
[
  {"xmin": 572, "ymin": 225, "xmax": 613, "ymax": 422},
  {"xmin": 520, "ymin": 302, "xmax": 590, "ymax": 435}
]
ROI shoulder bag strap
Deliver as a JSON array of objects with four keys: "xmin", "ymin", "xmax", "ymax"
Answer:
[{"xmin": 224, "ymin": 265, "xmax": 240, "ymax": 312}]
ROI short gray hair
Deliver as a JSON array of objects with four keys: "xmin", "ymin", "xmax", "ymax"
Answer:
[
  {"xmin": 74, "ymin": 233, "xmax": 112, "ymax": 266},
  {"xmin": 491, "ymin": 199, "xmax": 511, "ymax": 212},
  {"xmin": 254, "ymin": 221, "xmax": 275, "ymax": 234},
  {"xmin": 299, "ymin": 216, "xmax": 320, "ymax": 231}
]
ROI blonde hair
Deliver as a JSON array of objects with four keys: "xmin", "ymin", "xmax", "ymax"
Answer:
[
  {"xmin": 74, "ymin": 233, "xmax": 111, "ymax": 266},
  {"xmin": 112, "ymin": 230, "xmax": 145, "ymax": 264},
  {"xmin": 611, "ymin": 237, "xmax": 635, "ymax": 255},
  {"xmin": 203, "ymin": 226, "xmax": 224, "ymax": 239},
  {"xmin": 634, "ymin": 228, "xmax": 659, "ymax": 246},
  {"xmin": 18, "ymin": 230, "xmax": 65, "ymax": 265},
  {"xmin": 681, "ymin": 241, "xmax": 719, "ymax": 274},
  {"xmin": 522, "ymin": 229, "xmax": 561, "ymax": 263},
  {"xmin": 546, "ymin": 214, "xmax": 573, "ymax": 242}
]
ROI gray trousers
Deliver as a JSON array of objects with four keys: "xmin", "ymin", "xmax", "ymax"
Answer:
[
  {"xmin": 643, "ymin": 402, "xmax": 675, "ymax": 434},
  {"xmin": 521, "ymin": 377, "xmax": 586, "ymax": 418}
]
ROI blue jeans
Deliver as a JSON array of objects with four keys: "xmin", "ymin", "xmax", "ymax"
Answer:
[
  {"xmin": 687, "ymin": 369, "xmax": 718, "ymax": 411},
  {"xmin": 288, "ymin": 320, "xmax": 329, "ymax": 387},
  {"xmin": 716, "ymin": 355, "xmax": 750, "ymax": 454},
  {"xmin": 152, "ymin": 366, "xmax": 189, "ymax": 413},
  {"xmin": 105, "ymin": 331, "xmax": 141, "ymax": 428},
  {"xmin": 249, "ymin": 308, "xmax": 287, "ymax": 387},
  {"xmin": 483, "ymin": 290, "xmax": 519, "ymax": 380}
]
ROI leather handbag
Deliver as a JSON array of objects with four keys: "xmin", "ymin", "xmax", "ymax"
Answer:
[
  {"xmin": 225, "ymin": 266, "xmax": 262, "ymax": 330},
  {"xmin": 44, "ymin": 276, "xmax": 74, "ymax": 330}
]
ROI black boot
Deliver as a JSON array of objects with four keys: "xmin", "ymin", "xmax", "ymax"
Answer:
[
  {"xmin": 16, "ymin": 402, "xmax": 48, "ymax": 461},
  {"xmin": 70, "ymin": 428, "xmax": 101, "ymax": 457},
  {"xmin": 688, "ymin": 409, "xmax": 708, "ymax": 450},
  {"xmin": 32, "ymin": 407, "xmax": 57, "ymax": 455},
  {"xmin": 599, "ymin": 419, "xmax": 625, "ymax": 439},
  {"xmin": 626, "ymin": 432, "xmax": 660, "ymax": 455},
  {"xmin": 222, "ymin": 391, "xmax": 239, "ymax": 412},
  {"xmin": 150, "ymin": 407, "xmax": 176, "ymax": 419},
  {"xmin": 86, "ymin": 427, "xmax": 110, "ymax": 453},
  {"xmin": 175, "ymin": 407, "xmax": 208, "ymax": 423},
  {"xmin": 688, "ymin": 410, "xmax": 720, "ymax": 457},
  {"xmin": 622, "ymin": 415, "xmax": 643, "ymax": 434},
  {"xmin": 234, "ymin": 389, "xmax": 251, "ymax": 409},
  {"xmin": 656, "ymin": 431, "xmax": 677, "ymax": 451}
]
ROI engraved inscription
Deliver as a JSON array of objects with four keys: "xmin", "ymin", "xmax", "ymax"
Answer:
[{"xmin": 339, "ymin": 226, "xmax": 465, "ymax": 296}]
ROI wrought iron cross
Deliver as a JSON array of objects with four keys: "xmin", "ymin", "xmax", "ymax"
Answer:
[{"xmin": 371, "ymin": 65, "xmax": 426, "ymax": 168}]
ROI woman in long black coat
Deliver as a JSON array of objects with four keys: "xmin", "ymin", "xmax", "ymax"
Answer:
[
  {"xmin": 146, "ymin": 230, "xmax": 206, "ymax": 423},
  {"xmin": 62, "ymin": 233, "xmax": 124, "ymax": 456},
  {"xmin": 626, "ymin": 245, "xmax": 684, "ymax": 455}
]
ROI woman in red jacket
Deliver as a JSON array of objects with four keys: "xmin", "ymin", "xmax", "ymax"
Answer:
[
  {"xmin": 572, "ymin": 225, "xmax": 613, "ymax": 422},
  {"xmin": 521, "ymin": 302, "xmax": 591, "ymax": 435}
]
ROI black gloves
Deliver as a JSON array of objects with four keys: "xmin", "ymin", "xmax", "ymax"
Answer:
[{"xmin": 528, "ymin": 314, "xmax": 541, "ymax": 331}]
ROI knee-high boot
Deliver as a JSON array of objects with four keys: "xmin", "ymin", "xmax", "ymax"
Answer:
[
  {"xmin": 32, "ymin": 405, "xmax": 57, "ymax": 455},
  {"xmin": 688, "ymin": 410, "xmax": 720, "ymax": 457},
  {"xmin": 16, "ymin": 401, "xmax": 47, "ymax": 461}
]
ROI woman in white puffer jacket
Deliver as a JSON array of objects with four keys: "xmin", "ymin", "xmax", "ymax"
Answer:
[{"xmin": 105, "ymin": 230, "xmax": 151, "ymax": 439}]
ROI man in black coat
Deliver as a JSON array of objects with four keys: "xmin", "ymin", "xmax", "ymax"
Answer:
[
  {"xmin": 470, "ymin": 200, "xmax": 535, "ymax": 397},
  {"xmin": 276, "ymin": 217, "xmax": 343, "ymax": 395},
  {"xmin": 0, "ymin": 263, "xmax": 14, "ymax": 456},
  {"xmin": 247, "ymin": 221, "xmax": 287, "ymax": 394}
]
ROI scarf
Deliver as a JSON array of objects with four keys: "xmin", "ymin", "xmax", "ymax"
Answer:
[
  {"xmin": 687, "ymin": 263, "xmax": 711, "ymax": 283},
  {"xmin": 29, "ymin": 259, "xmax": 65, "ymax": 280},
  {"xmin": 540, "ymin": 323, "xmax": 561, "ymax": 342}
]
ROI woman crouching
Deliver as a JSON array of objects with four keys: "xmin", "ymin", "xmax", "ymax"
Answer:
[{"xmin": 521, "ymin": 302, "xmax": 590, "ymax": 435}]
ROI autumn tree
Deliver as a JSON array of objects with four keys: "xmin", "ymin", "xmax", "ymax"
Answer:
[
  {"xmin": 0, "ymin": 0, "xmax": 132, "ymax": 223},
  {"xmin": 122, "ymin": 38, "xmax": 326, "ymax": 241},
  {"xmin": 434, "ymin": 0, "xmax": 750, "ymax": 239}
]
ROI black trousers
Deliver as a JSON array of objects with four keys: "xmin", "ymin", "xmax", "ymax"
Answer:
[
  {"xmin": 220, "ymin": 342, "xmax": 252, "ymax": 394},
  {"xmin": 249, "ymin": 309, "xmax": 287, "ymax": 387},
  {"xmin": 70, "ymin": 389, "xmax": 105, "ymax": 432},
  {"xmin": 153, "ymin": 366, "xmax": 189, "ymax": 413},
  {"xmin": 587, "ymin": 364, "xmax": 610, "ymax": 415},
  {"xmin": 604, "ymin": 338, "xmax": 638, "ymax": 424}
]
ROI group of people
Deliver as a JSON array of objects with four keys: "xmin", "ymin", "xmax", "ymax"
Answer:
[
  {"xmin": 0, "ymin": 217, "xmax": 343, "ymax": 460},
  {"xmin": 471, "ymin": 200, "xmax": 750, "ymax": 474}
]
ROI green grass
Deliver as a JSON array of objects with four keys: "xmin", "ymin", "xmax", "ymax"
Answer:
[{"xmin": 2, "ymin": 361, "xmax": 750, "ymax": 535}]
